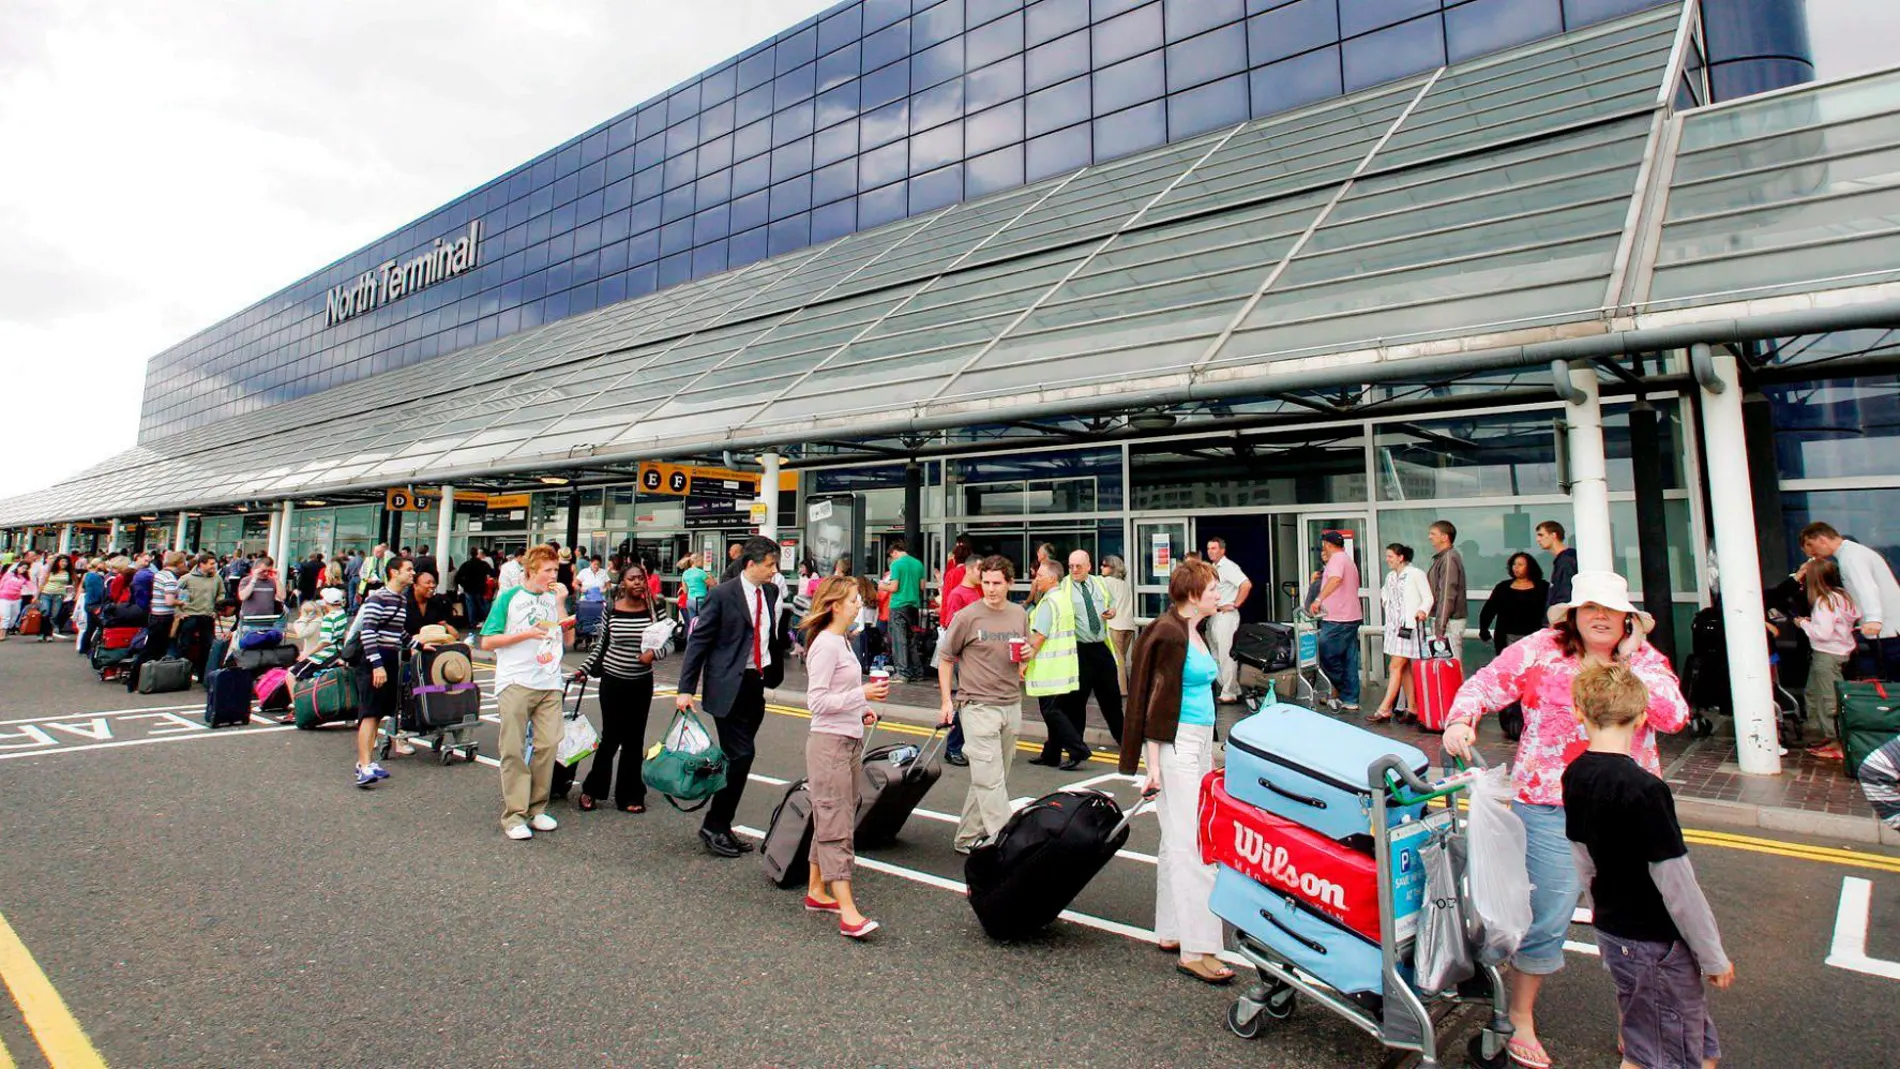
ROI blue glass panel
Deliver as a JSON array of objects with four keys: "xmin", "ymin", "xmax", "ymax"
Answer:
[
  {"xmin": 913, "ymin": 36, "xmax": 965, "ymax": 89},
  {"xmin": 635, "ymin": 134, "xmax": 665, "ymax": 172},
  {"xmin": 969, "ymin": 10, "xmax": 1023, "ymax": 68},
  {"xmin": 774, "ymin": 100, "xmax": 816, "ymax": 146},
  {"xmin": 1166, "ymin": 0, "xmax": 1241, "ymax": 40},
  {"xmin": 1093, "ymin": 98, "xmax": 1168, "ymax": 159},
  {"xmin": 1341, "ymin": 13, "xmax": 1444, "ymax": 92},
  {"xmin": 1445, "ymin": 0, "xmax": 1562, "ymax": 64},
  {"xmin": 967, "ymin": 141, "xmax": 1025, "ymax": 194},
  {"xmin": 816, "ymin": 83, "xmax": 858, "ymax": 133},
  {"xmin": 1247, "ymin": 0, "xmax": 1339, "ymax": 65},
  {"xmin": 729, "ymin": 225, "xmax": 770, "ymax": 267},
  {"xmin": 770, "ymin": 175, "xmax": 812, "ymax": 219},
  {"xmin": 865, "ymin": 19, "xmax": 912, "ymax": 70},
  {"xmin": 1166, "ymin": 70, "xmax": 1248, "ymax": 135},
  {"xmin": 820, "ymin": 4, "xmax": 864, "ymax": 54},
  {"xmin": 814, "ymin": 157, "xmax": 859, "ymax": 204},
  {"xmin": 731, "ymin": 188, "xmax": 771, "ymax": 231},
  {"xmin": 692, "ymin": 240, "xmax": 728, "ymax": 280},
  {"xmin": 700, "ymin": 99, "xmax": 736, "ymax": 140},
  {"xmin": 553, "ymin": 172, "xmax": 580, "ymax": 206},
  {"xmin": 917, "ymin": 0, "xmax": 966, "ymax": 46},
  {"xmin": 816, "ymin": 119, "xmax": 859, "ymax": 164},
  {"xmin": 601, "ymin": 204, "xmax": 632, "ymax": 242},
  {"xmin": 734, "ymin": 118, "xmax": 771, "ymax": 162},
  {"xmin": 1249, "ymin": 44, "xmax": 1342, "ymax": 115},
  {"xmin": 863, "ymin": 60, "xmax": 911, "ymax": 109},
  {"xmin": 771, "ymin": 137, "xmax": 814, "ymax": 184},
  {"xmin": 1027, "ymin": 28, "xmax": 1090, "ymax": 91},
  {"xmin": 1027, "ymin": 75, "xmax": 1090, "ymax": 136},
  {"xmin": 699, "ymin": 134, "xmax": 734, "ymax": 174},
  {"xmin": 818, "ymin": 43, "xmax": 860, "ymax": 92},
  {"xmin": 812, "ymin": 196, "xmax": 858, "ymax": 242},
  {"xmin": 577, "ymin": 186, "xmax": 605, "ymax": 220},
  {"xmin": 967, "ymin": 97, "xmax": 1025, "ymax": 153},
  {"xmin": 860, "ymin": 180, "xmax": 910, "ymax": 227},
  {"xmin": 910, "ymin": 162, "xmax": 965, "ymax": 212},
  {"xmin": 696, "ymin": 167, "xmax": 732, "ymax": 206},
  {"xmin": 662, "ymin": 185, "xmax": 696, "ymax": 223},
  {"xmin": 911, "ymin": 120, "xmax": 964, "ymax": 172},
  {"xmin": 597, "ymin": 272, "xmax": 627, "ymax": 306},
  {"xmin": 1710, "ymin": 56, "xmax": 1815, "ymax": 100},
  {"xmin": 631, "ymin": 196, "xmax": 661, "ymax": 233},
  {"xmin": 912, "ymin": 76, "xmax": 966, "ymax": 130},
  {"xmin": 600, "ymin": 235, "xmax": 631, "ymax": 275},
  {"xmin": 738, "ymin": 48, "xmax": 777, "ymax": 92},
  {"xmin": 1026, "ymin": 121, "xmax": 1091, "ymax": 179},
  {"xmin": 738, "ymin": 82, "xmax": 775, "ymax": 125},
  {"xmin": 1565, "ymin": 0, "xmax": 1673, "ymax": 27},
  {"xmin": 1092, "ymin": 2, "xmax": 1160, "ymax": 68},
  {"xmin": 1167, "ymin": 22, "xmax": 1247, "ymax": 91},
  {"xmin": 660, "ymin": 218, "xmax": 694, "ymax": 255},
  {"xmin": 608, "ymin": 117, "xmax": 637, "ymax": 153},
  {"xmin": 734, "ymin": 153, "xmax": 772, "ymax": 196},
  {"xmin": 693, "ymin": 203, "xmax": 730, "ymax": 245},
  {"xmin": 703, "ymin": 64, "xmax": 738, "ymax": 105},
  {"xmin": 775, "ymin": 63, "xmax": 817, "ymax": 109},
  {"xmin": 866, "ymin": 0, "xmax": 909, "ymax": 32},
  {"xmin": 580, "ymin": 129, "xmax": 609, "ymax": 165},
  {"xmin": 861, "ymin": 138, "xmax": 910, "ymax": 187},
  {"xmin": 971, "ymin": 0, "xmax": 1025, "ymax": 26},
  {"xmin": 778, "ymin": 25, "xmax": 818, "ymax": 72},
  {"xmin": 967, "ymin": 54, "xmax": 1025, "ymax": 110},
  {"xmin": 862, "ymin": 98, "xmax": 911, "ymax": 147},
  {"xmin": 1093, "ymin": 48, "xmax": 1163, "ymax": 113},
  {"xmin": 662, "ymin": 150, "xmax": 697, "ymax": 191},
  {"xmin": 658, "ymin": 251, "xmax": 693, "ymax": 288},
  {"xmin": 768, "ymin": 212, "xmax": 812, "ymax": 255},
  {"xmin": 634, "ymin": 165, "xmax": 663, "ymax": 202},
  {"xmin": 1027, "ymin": 0, "xmax": 1087, "ymax": 45},
  {"xmin": 1340, "ymin": 0, "xmax": 1435, "ymax": 38},
  {"xmin": 668, "ymin": 85, "xmax": 700, "ymax": 127}
]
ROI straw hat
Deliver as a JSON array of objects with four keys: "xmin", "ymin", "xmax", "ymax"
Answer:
[
  {"xmin": 416, "ymin": 623, "xmax": 459, "ymax": 648},
  {"xmin": 1546, "ymin": 571, "xmax": 1653, "ymax": 633},
  {"xmin": 422, "ymin": 639, "xmax": 472, "ymax": 685}
]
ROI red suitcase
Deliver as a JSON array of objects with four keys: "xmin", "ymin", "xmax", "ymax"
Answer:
[
  {"xmin": 1198, "ymin": 770, "xmax": 1383, "ymax": 944},
  {"xmin": 1410, "ymin": 638, "xmax": 1462, "ymax": 732},
  {"xmin": 102, "ymin": 626, "xmax": 142, "ymax": 650}
]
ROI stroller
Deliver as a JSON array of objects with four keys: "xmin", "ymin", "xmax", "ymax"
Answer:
[
  {"xmin": 379, "ymin": 643, "xmax": 483, "ymax": 765},
  {"xmin": 574, "ymin": 597, "xmax": 605, "ymax": 651},
  {"xmin": 1682, "ymin": 602, "xmax": 1802, "ymax": 744}
]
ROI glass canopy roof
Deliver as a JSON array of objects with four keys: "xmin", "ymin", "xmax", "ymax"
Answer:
[{"xmin": 10, "ymin": 3, "xmax": 1900, "ymax": 528}]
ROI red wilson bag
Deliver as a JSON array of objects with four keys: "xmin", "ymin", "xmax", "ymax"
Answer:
[{"xmin": 1198, "ymin": 769, "xmax": 1382, "ymax": 944}]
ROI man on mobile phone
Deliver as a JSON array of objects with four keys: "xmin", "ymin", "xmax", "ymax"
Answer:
[{"xmin": 480, "ymin": 544, "xmax": 574, "ymax": 840}]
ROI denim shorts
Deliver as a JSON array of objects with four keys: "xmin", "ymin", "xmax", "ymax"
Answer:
[{"xmin": 1598, "ymin": 930, "xmax": 1720, "ymax": 1069}]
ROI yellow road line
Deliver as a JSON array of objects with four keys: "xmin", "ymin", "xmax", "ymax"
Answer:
[
  {"xmin": 0, "ymin": 1031, "xmax": 16, "ymax": 1069},
  {"xmin": 0, "ymin": 909, "xmax": 108, "ymax": 1069}
]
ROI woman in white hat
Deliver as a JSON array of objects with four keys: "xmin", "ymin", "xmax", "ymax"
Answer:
[{"xmin": 1442, "ymin": 571, "xmax": 1689, "ymax": 1069}]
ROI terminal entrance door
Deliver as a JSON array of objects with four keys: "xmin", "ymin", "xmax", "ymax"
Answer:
[{"xmin": 1132, "ymin": 518, "xmax": 1189, "ymax": 619}]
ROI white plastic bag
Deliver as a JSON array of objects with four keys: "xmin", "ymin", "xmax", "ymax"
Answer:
[
  {"xmin": 664, "ymin": 711, "xmax": 714, "ymax": 754},
  {"xmin": 556, "ymin": 714, "xmax": 599, "ymax": 768},
  {"xmin": 1465, "ymin": 765, "xmax": 1533, "ymax": 963}
]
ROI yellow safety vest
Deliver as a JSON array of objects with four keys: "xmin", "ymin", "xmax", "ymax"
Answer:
[{"xmin": 1025, "ymin": 585, "xmax": 1079, "ymax": 697}]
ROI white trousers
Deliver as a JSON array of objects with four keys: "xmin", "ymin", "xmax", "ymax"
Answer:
[
  {"xmin": 1154, "ymin": 722, "xmax": 1223, "ymax": 955},
  {"xmin": 0, "ymin": 599, "xmax": 19, "ymax": 631},
  {"xmin": 1208, "ymin": 609, "xmax": 1241, "ymax": 700}
]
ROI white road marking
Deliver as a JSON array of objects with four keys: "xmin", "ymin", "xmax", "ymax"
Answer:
[
  {"xmin": 1826, "ymin": 876, "xmax": 1900, "ymax": 981},
  {"xmin": 0, "ymin": 703, "xmax": 203, "ymax": 726},
  {"xmin": 0, "ymin": 721, "xmax": 295, "ymax": 760}
]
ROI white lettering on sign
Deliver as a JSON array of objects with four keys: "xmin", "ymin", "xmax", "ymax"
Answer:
[
  {"xmin": 1231, "ymin": 820, "xmax": 1347, "ymax": 910},
  {"xmin": 45, "ymin": 718, "xmax": 113, "ymax": 741},
  {"xmin": 0, "ymin": 724, "xmax": 57, "ymax": 751},
  {"xmin": 325, "ymin": 220, "xmax": 482, "ymax": 327},
  {"xmin": 121, "ymin": 711, "xmax": 204, "ymax": 736}
]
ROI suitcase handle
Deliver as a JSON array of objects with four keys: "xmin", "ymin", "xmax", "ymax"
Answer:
[
  {"xmin": 1258, "ymin": 906, "xmax": 1329, "ymax": 956},
  {"xmin": 1259, "ymin": 778, "xmax": 1329, "ymax": 811}
]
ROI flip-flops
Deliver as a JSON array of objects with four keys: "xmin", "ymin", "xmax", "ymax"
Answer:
[{"xmin": 1507, "ymin": 1036, "xmax": 1552, "ymax": 1069}]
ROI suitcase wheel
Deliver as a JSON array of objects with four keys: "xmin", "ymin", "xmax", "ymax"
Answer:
[
  {"xmin": 439, "ymin": 747, "xmax": 456, "ymax": 766},
  {"xmin": 1226, "ymin": 999, "xmax": 1265, "ymax": 1040}
]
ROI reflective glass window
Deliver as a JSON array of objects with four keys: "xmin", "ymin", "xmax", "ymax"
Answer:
[
  {"xmin": 1770, "ymin": 371, "xmax": 1900, "ymax": 482},
  {"xmin": 629, "ymin": 227, "xmax": 659, "ymax": 265},
  {"xmin": 967, "ymin": 98, "xmax": 1025, "ymax": 154},
  {"xmin": 1342, "ymin": 14, "xmax": 1445, "ymax": 92},
  {"xmin": 814, "ymin": 157, "xmax": 858, "ymax": 205},
  {"xmin": 1167, "ymin": 70, "xmax": 1248, "ymax": 136},
  {"xmin": 635, "ymin": 133, "xmax": 666, "ymax": 172},
  {"xmin": 1027, "ymin": 75, "xmax": 1090, "ymax": 136},
  {"xmin": 860, "ymin": 180, "xmax": 910, "ymax": 227},
  {"xmin": 865, "ymin": 19, "xmax": 912, "ymax": 70},
  {"xmin": 913, "ymin": 36, "xmax": 965, "ymax": 90},
  {"xmin": 862, "ymin": 98, "xmax": 911, "ymax": 148},
  {"xmin": 912, "ymin": 120, "xmax": 964, "ymax": 173},
  {"xmin": 770, "ymin": 136, "xmax": 813, "ymax": 183},
  {"xmin": 967, "ymin": 142, "xmax": 1026, "ymax": 195},
  {"xmin": 738, "ymin": 48, "xmax": 777, "ymax": 92},
  {"xmin": 630, "ymin": 195, "xmax": 661, "ymax": 233},
  {"xmin": 1026, "ymin": 121, "xmax": 1091, "ymax": 179},
  {"xmin": 778, "ymin": 25, "xmax": 818, "ymax": 72},
  {"xmin": 661, "ymin": 185, "xmax": 696, "ymax": 223},
  {"xmin": 695, "ymin": 167, "xmax": 731, "ymax": 206},
  {"xmin": 734, "ymin": 118, "xmax": 771, "ymax": 162},
  {"xmin": 737, "ymin": 83, "xmax": 774, "ymax": 125},
  {"xmin": 1027, "ymin": 0, "xmax": 1087, "ymax": 45},
  {"xmin": 1167, "ymin": 21, "xmax": 1247, "ymax": 92},
  {"xmin": 734, "ymin": 153, "xmax": 772, "ymax": 197},
  {"xmin": 861, "ymin": 139, "xmax": 910, "ymax": 188},
  {"xmin": 703, "ymin": 64, "xmax": 738, "ymax": 105},
  {"xmin": 770, "ymin": 175, "xmax": 812, "ymax": 219},
  {"xmin": 1248, "ymin": 45, "xmax": 1343, "ymax": 115},
  {"xmin": 693, "ymin": 203, "xmax": 730, "ymax": 245},
  {"xmin": 864, "ymin": 59, "xmax": 910, "ymax": 109},
  {"xmin": 769, "ymin": 212, "xmax": 813, "ymax": 255},
  {"xmin": 698, "ymin": 133, "xmax": 734, "ymax": 174},
  {"xmin": 773, "ymin": 100, "xmax": 815, "ymax": 146},
  {"xmin": 1166, "ymin": 0, "xmax": 1241, "ymax": 40},
  {"xmin": 818, "ymin": 45, "xmax": 859, "ymax": 94},
  {"xmin": 692, "ymin": 240, "xmax": 729, "ymax": 279},
  {"xmin": 815, "ymin": 119, "xmax": 859, "ymax": 165},
  {"xmin": 913, "ymin": 76, "xmax": 966, "ymax": 131},
  {"xmin": 1782, "ymin": 489, "xmax": 1900, "ymax": 574},
  {"xmin": 634, "ymin": 165, "xmax": 663, "ymax": 202},
  {"xmin": 774, "ymin": 63, "xmax": 816, "ymax": 109},
  {"xmin": 1028, "ymin": 28, "xmax": 1090, "ymax": 91},
  {"xmin": 660, "ymin": 217, "xmax": 695, "ymax": 255},
  {"xmin": 1090, "ymin": 49, "xmax": 1162, "ymax": 117},
  {"xmin": 1446, "ymin": 0, "xmax": 1564, "ymax": 64},
  {"xmin": 700, "ymin": 98, "xmax": 737, "ymax": 140},
  {"xmin": 1340, "ymin": 0, "xmax": 1435, "ymax": 38},
  {"xmin": 911, "ymin": 162, "xmax": 965, "ymax": 212},
  {"xmin": 1093, "ymin": 1, "xmax": 1160, "ymax": 66},
  {"xmin": 969, "ymin": 10, "xmax": 1023, "ymax": 69},
  {"xmin": 917, "ymin": 0, "xmax": 966, "ymax": 46},
  {"xmin": 658, "ymin": 251, "xmax": 694, "ymax": 287},
  {"xmin": 668, "ymin": 85, "xmax": 700, "ymax": 127},
  {"xmin": 730, "ymin": 225, "xmax": 770, "ymax": 267},
  {"xmin": 812, "ymin": 197, "xmax": 858, "ymax": 242},
  {"xmin": 865, "ymin": 0, "xmax": 909, "ymax": 32},
  {"xmin": 1246, "ymin": 0, "xmax": 1338, "ymax": 65},
  {"xmin": 1094, "ymin": 99, "xmax": 1167, "ymax": 159},
  {"xmin": 968, "ymin": 54, "xmax": 1026, "ymax": 110},
  {"xmin": 820, "ymin": 4, "xmax": 864, "ymax": 54}
]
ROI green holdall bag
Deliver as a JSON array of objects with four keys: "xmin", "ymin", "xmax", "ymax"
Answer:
[
  {"xmin": 642, "ymin": 709, "xmax": 728, "ymax": 812},
  {"xmin": 294, "ymin": 664, "xmax": 362, "ymax": 729},
  {"xmin": 1839, "ymin": 675, "xmax": 1900, "ymax": 777}
]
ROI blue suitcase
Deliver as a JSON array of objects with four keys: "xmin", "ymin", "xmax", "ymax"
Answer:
[
  {"xmin": 1212, "ymin": 865, "xmax": 1391, "ymax": 996},
  {"xmin": 1226, "ymin": 703, "xmax": 1431, "ymax": 843},
  {"xmin": 204, "ymin": 664, "xmax": 254, "ymax": 728}
]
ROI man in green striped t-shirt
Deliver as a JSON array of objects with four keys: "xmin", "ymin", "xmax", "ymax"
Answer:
[{"xmin": 306, "ymin": 588, "xmax": 351, "ymax": 668}]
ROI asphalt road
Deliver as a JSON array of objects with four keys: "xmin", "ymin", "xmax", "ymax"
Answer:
[{"xmin": 1, "ymin": 637, "xmax": 1896, "ymax": 1068}]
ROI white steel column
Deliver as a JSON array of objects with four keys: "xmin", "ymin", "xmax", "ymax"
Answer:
[
  {"xmin": 1563, "ymin": 365, "xmax": 1615, "ymax": 573},
  {"xmin": 757, "ymin": 451, "xmax": 781, "ymax": 540},
  {"xmin": 1697, "ymin": 344, "xmax": 1779, "ymax": 775},
  {"xmin": 266, "ymin": 510, "xmax": 281, "ymax": 565},
  {"xmin": 278, "ymin": 500, "xmax": 296, "ymax": 564},
  {"xmin": 57, "ymin": 524, "xmax": 72, "ymax": 556},
  {"xmin": 174, "ymin": 512, "xmax": 189, "ymax": 552},
  {"xmin": 108, "ymin": 519, "xmax": 122, "ymax": 553},
  {"xmin": 435, "ymin": 485, "xmax": 454, "ymax": 569}
]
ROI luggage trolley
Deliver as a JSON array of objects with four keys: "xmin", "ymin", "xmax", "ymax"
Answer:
[
  {"xmin": 378, "ymin": 644, "xmax": 482, "ymax": 765},
  {"xmin": 1232, "ymin": 619, "xmax": 1338, "ymax": 712},
  {"xmin": 1223, "ymin": 755, "xmax": 1513, "ymax": 1069}
]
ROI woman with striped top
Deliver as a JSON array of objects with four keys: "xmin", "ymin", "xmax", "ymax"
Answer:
[
  {"xmin": 568, "ymin": 564, "xmax": 670, "ymax": 813},
  {"xmin": 352, "ymin": 558, "xmax": 415, "ymax": 789}
]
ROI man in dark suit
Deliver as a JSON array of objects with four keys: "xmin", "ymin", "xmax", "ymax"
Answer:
[{"xmin": 676, "ymin": 535, "xmax": 789, "ymax": 857}]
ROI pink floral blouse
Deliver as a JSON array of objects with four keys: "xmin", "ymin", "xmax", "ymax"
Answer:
[{"xmin": 1446, "ymin": 628, "xmax": 1689, "ymax": 806}]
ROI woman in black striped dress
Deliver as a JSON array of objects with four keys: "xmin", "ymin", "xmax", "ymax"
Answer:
[{"xmin": 568, "ymin": 564, "xmax": 669, "ymax": 812}]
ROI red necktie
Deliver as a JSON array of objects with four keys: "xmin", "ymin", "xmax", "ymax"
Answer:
[{"xmin": 752, "ymin": 586, "xmax": 764, "ymax": 671}]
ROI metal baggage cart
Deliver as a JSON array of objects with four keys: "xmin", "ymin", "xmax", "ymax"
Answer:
[
  {"xmin": 1290, "ymin": 609, "xmax": 1340, "ymax": 711},
  {"xmin": 378, "ymin": 649, "xmax": 482, "ymax": 765},
  {"xmin": 1224, "ymin": 756, "xmax": 1513, "ymax": 1069}
]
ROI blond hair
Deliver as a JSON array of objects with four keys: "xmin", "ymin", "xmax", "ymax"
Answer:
[
  {"xmin": 1572, "ymin": 662, "xmax": 1650, "ymax": 729},
  {"xmin": 523, "ymin": 544, "xmax": 560, "ymax": 573},
  {"xmin": 800, "ymin": 575, "xmax": 862, "ymax": 644}
]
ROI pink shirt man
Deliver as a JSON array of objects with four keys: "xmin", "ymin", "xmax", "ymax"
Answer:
[{"xmin": 1318, "ymin": 548, "xmax": 1362, "ymax": 622}]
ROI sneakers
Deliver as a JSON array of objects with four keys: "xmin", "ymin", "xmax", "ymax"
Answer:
[
  {"xmin": 504, "ymin": 824, "xmax": 534, "ymax": 841},
  {"xmin": 944, "ymin": 751, "xmax": 969, "ymax": 767},
  {"xmin": 529, "ymin": 813, "xmax": 559, "ymax": 832},
  {"xmin": 354, "ymin": 765, "xmax": 377, "ymax": 789},
  {"xmin": 367, "ymin": 763, "xmax": 390, "ymax": 781}
]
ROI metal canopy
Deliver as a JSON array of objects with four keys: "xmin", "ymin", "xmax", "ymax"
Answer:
[{"xmin": 10, "ymin": 3, "xmax": 1900, "ymax": 528}]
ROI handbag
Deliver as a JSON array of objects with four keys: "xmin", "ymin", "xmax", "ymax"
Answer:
[{"xmin": 642, "ymin": 708, "xmax": 728, "ymax": 812}]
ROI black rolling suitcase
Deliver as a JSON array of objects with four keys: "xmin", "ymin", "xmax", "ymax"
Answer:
[
  {"xmin": 204, "ymin": 663, "xmax": 253, "ymax": 728},
  {"xmin": 761, "ymin": 779, "xmax": 816, "ymax": 888},
  {"xmin": 965, "ymin": 788, "xmax": 1152, "ymax": 941},
  {"xmin": 1233, "ymin": 622, "xmax": 1296, "ymax": 674},
  {"xmin": 855, "ymin": 728, "xmax": 947, "ymax": 847}
]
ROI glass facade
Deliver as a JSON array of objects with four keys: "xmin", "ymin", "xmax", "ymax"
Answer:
[{"xmin": 138, "ymin": 0, "xmax": 1804, "ymax": 443}]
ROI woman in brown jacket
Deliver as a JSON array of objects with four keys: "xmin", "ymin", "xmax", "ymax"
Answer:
[{"xmin": 1120, "ymin": 559, "xmax": 1233, "ymax": 984}]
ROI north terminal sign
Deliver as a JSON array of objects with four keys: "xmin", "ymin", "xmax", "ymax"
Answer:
[{"xmin": 325, "ymin": 220, "xmax": 483, "ymax": 327}]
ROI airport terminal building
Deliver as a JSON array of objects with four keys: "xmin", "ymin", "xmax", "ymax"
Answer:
[{"xmin": 6, "ymin": 0, "xmax": 1895, "ymax": 775}]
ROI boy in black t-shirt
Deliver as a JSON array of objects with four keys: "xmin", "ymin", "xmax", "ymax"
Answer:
[{"xmin": 1564, "ymin": 663, "xmax": 1734, "ymax": 1069}]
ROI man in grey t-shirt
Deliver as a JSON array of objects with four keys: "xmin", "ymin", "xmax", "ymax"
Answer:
[{"xmin": 937, "ymin": 556, "xmax": 1029, "ymax": 854}]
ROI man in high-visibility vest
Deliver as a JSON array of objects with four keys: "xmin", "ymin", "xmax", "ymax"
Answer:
[{"xmin": 1023, "ymin": 558, "xmax": 1089, "ymax": 769}]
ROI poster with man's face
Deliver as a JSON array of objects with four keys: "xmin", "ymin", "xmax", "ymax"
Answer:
[{"xmin": 806, "ymin": 496, "xmax": 855, "ymax": 577}]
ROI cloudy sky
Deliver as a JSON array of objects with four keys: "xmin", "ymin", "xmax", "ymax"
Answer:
[{"xmin": 0, "ymin": 0, "xmax": 1891, "ymax": 502}]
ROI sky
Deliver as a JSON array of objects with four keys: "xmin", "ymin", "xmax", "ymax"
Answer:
[{"xmin": 0, "ymin": 0, "xmax": 1892, "ymax": 503}]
